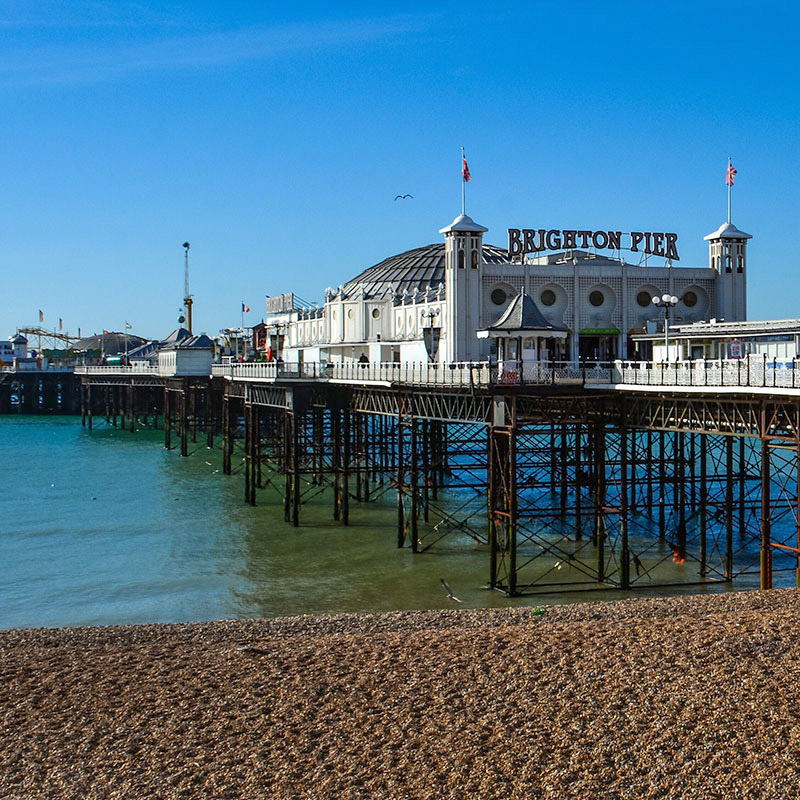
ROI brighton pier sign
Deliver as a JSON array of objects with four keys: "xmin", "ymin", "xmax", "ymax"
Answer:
[{"xmin": 507, "ymin": 228, "xmax": 680, "ymax": 261}]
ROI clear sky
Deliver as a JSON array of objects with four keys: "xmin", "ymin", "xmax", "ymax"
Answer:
[{"xmin": 2, "ymin": 0, "xmax": 799, "ymax": 341}]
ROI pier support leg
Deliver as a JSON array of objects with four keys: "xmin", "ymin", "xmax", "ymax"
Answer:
[
  {"xmin": 725, "ymin": 436, "xmax": 734, "ymax": 581},
  {"xmin": 620, "ymin": 423, "xmax": 630, "ymax": 589},
  {"xmin": 700, "ymin": 434, "xmax": 707, "ymax": 576},
  {"xmin": 488, "ymin": 396, "xmax": 517, "ymax": 595},
  {"xmin": 222, "ymin": 395, "xmax": 231, "ymax": 474},
  {"xmin": 594, "ymin": 422, "xmax": 606, "ymax": 583},
  {"xmin": 760, "ymin": 428, "xmax": 773, "ymax": 590}
]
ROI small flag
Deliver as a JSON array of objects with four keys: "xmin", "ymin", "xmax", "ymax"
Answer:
[
  {"xmin": 59, "ymin": 318, "xmax": 63, "ymax": 331},
  {"xmin": 462, "ymin": 156, "xmax": 471, "ymax": 182},
  {"xmin": 125, "ymin": 321, "xmax": 132, "ymax": 329},
  {"xmin": 726, "ymin": 162, "xmax": 737, "ymax": 186},
  {"xmin": 103, "ymin": 329, "xmax": 109, "ymax": 335},
  {"xmin": 38, "ymin": 309, "xmax": 44, "ymax": 323},
  {"xmin": 242, "ymin": 302, "xmax": 250, "ymax": 313}
]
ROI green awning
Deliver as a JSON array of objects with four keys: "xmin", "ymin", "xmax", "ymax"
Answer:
[{"xmin": 580, "ymin": 328, "xmax": 620, "ymax": 335}]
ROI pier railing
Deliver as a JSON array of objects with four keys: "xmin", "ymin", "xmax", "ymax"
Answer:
[
  {"xmin": 212, "ymin": 356, "xmax": 800, "ymax": 391},
  {"xmin": 83, "ymin": 355, "xmax": 800, "ymax": 391},
  {"xmin": 75, "ymin": 365, "xmax": 161, "ymax": 375}
]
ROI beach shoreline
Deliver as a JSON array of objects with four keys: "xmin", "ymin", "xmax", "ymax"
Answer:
[{"xmin": 2, "ymin": 590, "xmax": 799, "ymax": 798}]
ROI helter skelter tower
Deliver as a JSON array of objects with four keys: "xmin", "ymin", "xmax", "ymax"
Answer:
[{"xmin": 182, "ymin": 241, "xmax": 193, "ymax": 334}]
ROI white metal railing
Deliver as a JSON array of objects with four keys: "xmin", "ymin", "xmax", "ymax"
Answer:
[
  {"xmin": 74, "ymin": 365, "xmax": 160, "ymax": 375},
  {"xmin": 82, "ymin": 356, "xmax": 800, "ymax": 392}
]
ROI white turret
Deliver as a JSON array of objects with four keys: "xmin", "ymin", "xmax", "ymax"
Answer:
[
  {"xmin": 705, "ymin": 221, "xmax": 750, "ymax": 322},
  {"xmin": 440, "ymin": 214, "xmax": 487, "ymax": 362}
]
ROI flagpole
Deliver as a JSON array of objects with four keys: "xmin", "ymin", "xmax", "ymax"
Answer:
[
  {"xmin": 461, "ymin": 146, "xmax": 466, "ymax": 215},
  {"xmin": 727, "ymin": 156, "xmax": 732, "ymax": 224}
]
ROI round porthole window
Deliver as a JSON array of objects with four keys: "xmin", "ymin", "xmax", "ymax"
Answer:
[
  {"xmin": 589, "ymin": 290, "xmax": 605, "ymax": 307},
  {"xmin": 683, "ymin": 291, "xmax": 698, "ymax": 308},
  {"xmin": 371, "ymin": 308, "xmax": 380, "ymax": 319},
  {"xmin": 540, "ymin": 289, "xmax": 556, "ymax": 307},
  {"xmin": 636, "ymin": 291, "xmax": 653, "ymax": 307},
  {"xmin": 491, "ymin": 288, "xmax": 507, "ymax": 305}
]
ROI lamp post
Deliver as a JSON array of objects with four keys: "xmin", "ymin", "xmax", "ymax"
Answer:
[{"xmin": 652, "ymin": 294, "xmax": 679, "ymax": 361}]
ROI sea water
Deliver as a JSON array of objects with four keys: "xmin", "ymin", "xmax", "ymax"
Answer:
[{"xmin": 0, "ymin": 416, "xmax": 776, "ymax": 629}]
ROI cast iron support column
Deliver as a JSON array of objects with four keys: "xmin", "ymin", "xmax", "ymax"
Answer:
[
  {"xmin": 396, "ymin": 402, "xmax": 406, "ymax": 548},
  {"xmin": 164, "ymin": 388, "xmax": 171, "ymax": 450},
  {"xmin": 342, "ymin": 407, "xmax": 350, "ymax": 526},
  {"xmin": 488, "ymin": 395, "xmax": 517, "ymax": 595},
  {"xmin": 222, "ymin": 394, "xmax": 231, "ymax": 474},
  {"xmin": 620, "ymin": 422, "xmax": 630, "ymax": 589},
  {"xmin": 725, "ymin": 436, "xmax": 734, "ymax": 581},
  {"xmin": 574, "ymin": 422, "xmax": 582, "ymax": 540},
  {"xmin": 699, "ymin": 433, "xmax": 707, "ymax": 577},
  {"xmin": 594, "ymin": 422, "xmax": 606, "ymax": 583},
  {"xmin": 760, "ymin": 413, "xmax": 772, "ymax": 590},
  {"xmin": 332, "ymin": 409, "xmax": 341, "ymax": 521},
  {"xmin": 180, "ymin": 383, "xmax": 188, "ymax": 457},
  {"xmin": 409, "ymin": 417, "xmax": 418, "ymax": 552},
  {"xmin": 128, "ymin": 383, "xmax": 134, "ymax": 433}
]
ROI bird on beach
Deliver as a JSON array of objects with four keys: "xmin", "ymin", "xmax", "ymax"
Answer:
[
  {"xmin": 441, "ymin": 578, "xmax": 462, "ymax": 603},
  {"xmin": 394, "ymin": 194, "xmax": 414, "ymax": 200}
]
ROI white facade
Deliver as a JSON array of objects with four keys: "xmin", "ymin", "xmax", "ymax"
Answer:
[
  {"xmin": 271, "ymin": 211, "xmax": 749, "ymax": 365},
  {"xmin": 157, "ymin": 347, "xmax": 214, "ymax": 376}
]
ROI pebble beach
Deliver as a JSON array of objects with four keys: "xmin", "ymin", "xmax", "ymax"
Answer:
[{"xmin": 2, "ymin": 589, "xmax": 800, "ymax": 799}]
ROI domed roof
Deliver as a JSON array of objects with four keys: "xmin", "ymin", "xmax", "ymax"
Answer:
[
  {"xmin": 704, "ymin": 221, "xmax": 752, "ymax": 240},
  {"xmin": 339, "ymin": 242, "xmax": 508, "ymax": 300}
]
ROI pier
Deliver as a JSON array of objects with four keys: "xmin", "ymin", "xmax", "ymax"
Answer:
[{"xmin": 68, "ymin": 358, "xmax": 800, "ymax": 596}]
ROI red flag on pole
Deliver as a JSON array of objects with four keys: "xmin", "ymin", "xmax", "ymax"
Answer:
[
  {"xmin": 462, "ymin": 157, "xmax": 471, "ymax": 182},
  {"xmin": 726, "ymin": 162, "xmax": 737, "ymax": 186}
]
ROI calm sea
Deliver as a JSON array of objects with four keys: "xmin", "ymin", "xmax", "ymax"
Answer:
[{"xmin": 0, "ymin": 416, "xmax": 773, "ymax": 630}]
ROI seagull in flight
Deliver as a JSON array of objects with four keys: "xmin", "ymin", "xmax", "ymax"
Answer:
[
  {"xmin": 394, "ymin": 194, "xmax": 414, "ymax": 200},
  {"xmin": 441, "ymin": 578, "xmax": 462, "ymax": 603}
]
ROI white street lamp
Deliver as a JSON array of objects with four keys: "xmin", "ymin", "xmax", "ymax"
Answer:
[{"xmin": 652, "ymin": 294, "xmax": 679, "ymax": 361}]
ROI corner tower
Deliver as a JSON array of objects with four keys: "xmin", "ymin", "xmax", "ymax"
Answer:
[
  {"xmin": 439, "ymin": 213, "xmax": 488, "ymax": 362},
  {"xmin": 704, "ymin": 221, "xmax": 751, "ymax": 322}
]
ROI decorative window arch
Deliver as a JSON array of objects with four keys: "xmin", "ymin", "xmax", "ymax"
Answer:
[
  {"xmin": 458, "ymin": 249, "xmax": 465, "ymax": 269},
  {"xmin": 471, "ymin": 249, "xmax": 478, "ymax": 269}
]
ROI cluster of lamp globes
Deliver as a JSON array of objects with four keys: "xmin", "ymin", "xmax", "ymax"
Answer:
[{"xmin": 652, "ymin": 293, "xmax": 679, "ymax": 309}]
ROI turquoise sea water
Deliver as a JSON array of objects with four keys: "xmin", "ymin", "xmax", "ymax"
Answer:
[{"xmin": 0, "ymin": 416, "xmax": 776, "ymax": 630}]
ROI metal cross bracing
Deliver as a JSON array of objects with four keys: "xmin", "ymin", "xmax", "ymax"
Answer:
[{"xmin": 72, "ymin": 375, "xmax": 800, "ymax": 596}]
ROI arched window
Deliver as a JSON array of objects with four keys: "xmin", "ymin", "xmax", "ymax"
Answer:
[
  {"xmin": 458, "ymin": 249, "xmax": 465, "ymax": 269},
  {"xmin": 471, "ymin": 249, "xmax": 478, "ymax": 269},
  {"xmin": 725, "ymin": 255, "xmax": 732, "ymax": 273},
  {"xmin": 737, "ymin": 255, "xmax": 744, "ymax": 273}
]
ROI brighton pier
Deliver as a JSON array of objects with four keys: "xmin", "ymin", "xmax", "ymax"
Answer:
[
  {"xmin": 57, "ymin": 358, "xmax": 800, "ymax": 597},
  {"xmin": 507, "ymin": 229, "xmax": 681, "ymax": 260}
]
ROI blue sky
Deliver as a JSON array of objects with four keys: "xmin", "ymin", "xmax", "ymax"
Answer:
[{"xmin": 2, "ymin": 0, "xmax": 798, "ymax": 339}]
